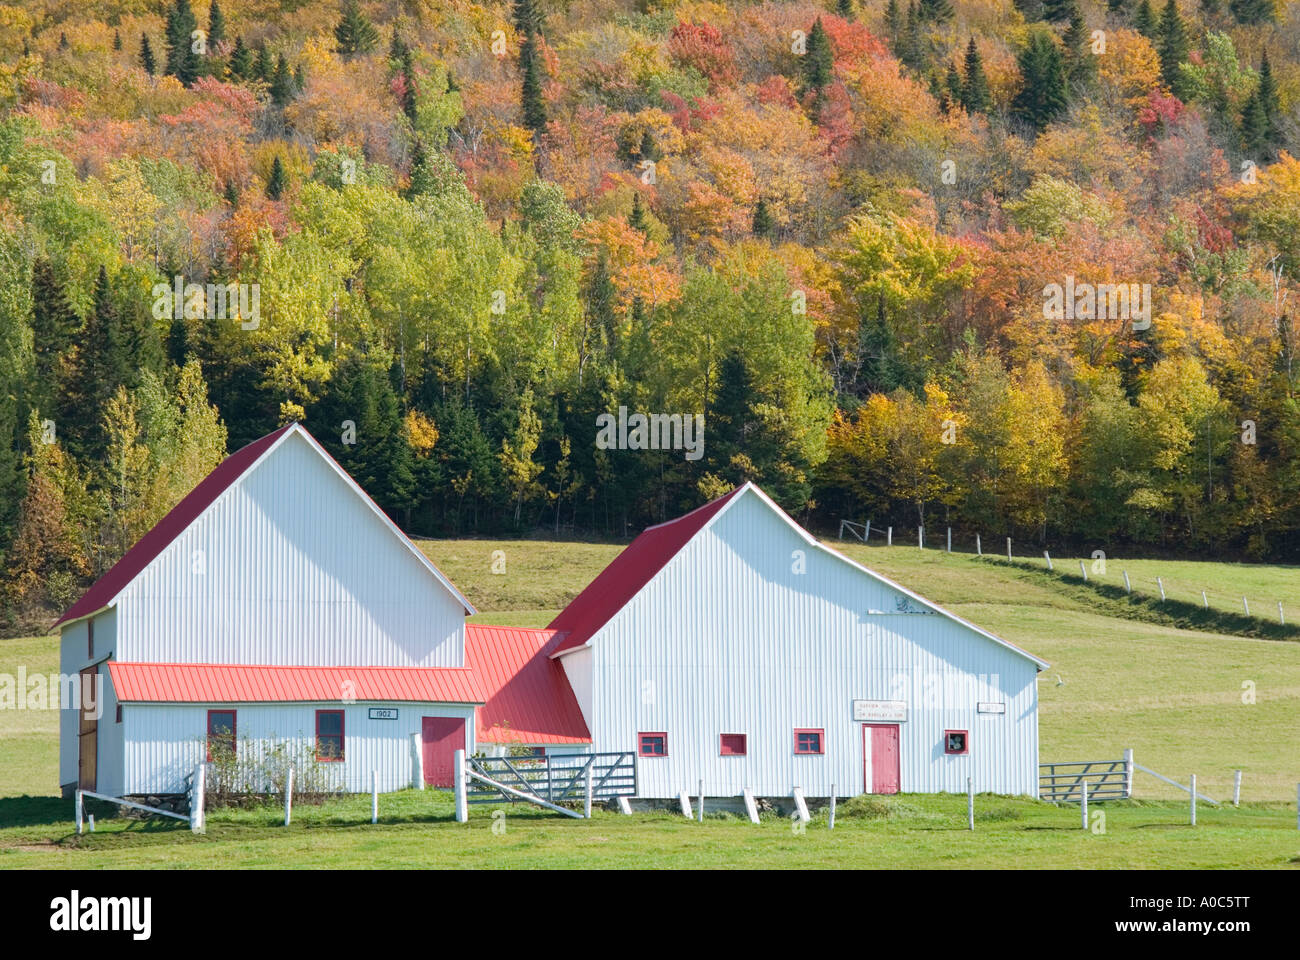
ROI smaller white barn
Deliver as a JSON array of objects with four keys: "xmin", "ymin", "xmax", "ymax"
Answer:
[{"xmin": 546, "ymin": 483, "xmax": 1049, "ymax": 798}]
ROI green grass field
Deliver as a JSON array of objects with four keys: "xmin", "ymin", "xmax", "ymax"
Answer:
[{"xmin": 2, "ymin": 537, "xmax": 1298, "ymax": 868}]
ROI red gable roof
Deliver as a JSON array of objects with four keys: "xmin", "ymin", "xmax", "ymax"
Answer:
[
  {"xmin": 546, "ymin": 484, "xmax": 745, "ymax": 655},
  {"xmin": 54, "ymin": 424, "xmax": 294, "ymax": 627},
  {"xmin": 466, "ymin": 624, "xmax": 591, "ymax": 743},
  {"xmin": 107, "ymin": 661, "xmax": 486, "ymax": 704}
]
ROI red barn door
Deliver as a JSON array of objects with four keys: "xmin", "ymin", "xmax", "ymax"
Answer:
[
  {"xmin": 421, "ymin": 717, "xmax": 466, "ymax": 787},
  {"xmin": 863, "ymin": 724, "xmax": 900, "ymax": 795}
]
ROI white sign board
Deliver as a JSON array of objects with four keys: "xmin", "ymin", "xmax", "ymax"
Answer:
[
  {"xmin": 976, "ymin": 702, "xmax": 1006, "ymax": 714},
  {"xmin": 368, "ymin": 708, "xmax": 399, "ymax": 720},
  {"xmin": 852, "ymin": 700, "xmax": 907, "ymax": 723}
]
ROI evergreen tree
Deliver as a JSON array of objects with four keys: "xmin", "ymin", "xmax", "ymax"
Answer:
[
  {"xmin": 1134, "ymin": 0, "xmax": 1156, "ymax": 38},
  {"xmin": 29, "ymin": 258, "xmax": 77, "ymax": 414},
  {"xmin": 207, "ymin": 0, "xmax": 225, "ymax": 49},
  {"xmin": 919, "ymin": 0, "xmax": 954, "ymax": 22},
  {"xmin": 639, "ymin": 128, "xmax": 659, "ymax": 161},
  {"xmin": 1108, "ymin": 0, "xmax": 1131, "ymax": 12},
  {"xmin": 1199, "ymin": 0, "xmax": 1223, "ymax": 20},
  {"xmin": 1043, "ymin": 0, "xmax": 1076, "ymax": 20},
  {"xmin": 520, "ymin": 37, "xmax": 547, "ymax": 135},
  {"xmin": 163, "ymin": 0, "xmax": 200, "ymax": 86},
  {"xmin": 752, "ymin": 198, "xmax": 773, "ymax": 237},
  {"xmin": 961, "ymin": 37, "xmax": 991, "ymax": 113},
  {"xmin": 335, "ymin": 0, "xmax": 379, "ymax": 59},
  {"xmin": 704, "ymin": 350, "xmax": 758, "ymax": 485},
  {"xmin": 512, "ymin": 0, "xmax": 546, "ymax": 38},
  {"xmin": 58, "ymin": 33, "xmax": 68, "ymax": 51},
  {"xmin": 294, "ymin": 63, "xmax": 306, "ymax": 93},
  {"xmin": 1258, "ymin": 49, "xmax": 1281, "ymax": 143},
  {"xmin": 885, "ymin": 0, "xmax": 901, "ymax": 39},
  {"xmin": 406, "ymin": 140, "xmax": 434, "ymax": 197},
  {"xmin": 1012, "ymin": 28, "xmax": 1069, "ymax": 133},
  {"xmin": 898, "ymin": 2, "xmax": 926, "ymax": 73},
  {"xmin": 628, "ymin": 191, "xmax": 648, "ymax": 233},
  {"xmin": 58, "ymin": 267, "xmax": 122, "ymax": 461},
  {"xmin": 139, "ymin": 33, "xmax": 156, "ymax": 75},
  {"xmin": 584, "ymin": 253, "xmax": 617, "ymax": 355},
  {"xmin": 228, "ymin": 34, "xmax": 250, "ymax": 78},
  {"xmin": 253, "ymin": 42, "xmax": 272, "ymax": 83},
  {"xmin": 223, "ymin": 180, "xmax": 239, "ymax": 208},
  {"xmin": 113, "ymin": 31, "xmax": 122, "ymax": 51},
  {"xmin": 266, "ymin": 154, "xmax": 286, "ymax": 199},
  {"xmin": 1229, "ymin": 0, "xmax": 1274, "ymax": 24},
  {"xmin": 837, "ymin": 0, "xmax": 855, "ymax": 19},
  {"xmin": 269, "ymin": 53, "xmax": 294, "ymax": 106},
  {"xmin": 1014, "ymin": 0, "xmax": 1046, "ymax": 21},
  {"xmin": 1240, "ymin": 87, "xmax": 1269, "ymax": 153},
  {"xmin": 1157, "ymin": 0, "xmax": 1189, "ymax": 93},
  {"xmin": 803, "ymin": 18, "xmax": 835, "ymax": 92},
  {"xmin": 945, "ymin": 61, "xmax": 964, "ymax": 109},
  {"xmin": 1063, "ymin": 6, "xmax": 1096, "ymax": 87}
]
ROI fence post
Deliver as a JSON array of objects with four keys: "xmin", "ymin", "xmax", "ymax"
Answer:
[
  {"xmin": 1079, "ymin": 559, "xmax": 1088, "ymax": 582},
  {"xmin": 454, "ymin": 749, "xmax": 468, "ymax": 823},
  {"xmin": 976, "ymin": 533, "xmax": 981, "ymax": 556},
  {"xmin": 1157, "ymin": 577, "xmax": 1166, "ymax": 601},
  {"xmin": 697, "ymin": 779, "xmax": 704, "ymax": 823},
  {"xmin": 1081, "ymin": 780, "xmax": 1088, "ymax": 829},
  {"xmin": 1202, "ymin": 590, "xmax": 1209, "ymax": 609},
  {"xmin": 190, "ymin": 763, "xmax": 205, "ymax": 834},
  {"xmin": 887, "ymin": 526, "xmax": 892, "ymax": 546},
  {"xmin": 1243, "ymin": 596, "xmax": 1250, "ymax": 616},
  {"xmin": 410, "ymin": 732, "xmax": 424, "ymax": 790},
  {"xmin": 284, "ymin": 765, "xmax": 293, "ymax": 827},
  {"xmin": 1006, "ymin": 537, "xmax": 1012, "ymax": 561},
  {"xmin": 584, "ymin": 765, "xmax": 593, "ymax": 819},
  {"xmin": 371, "ymin": 769, "xmax": 378, "ymax": 824},
  {"xmin": 1296, "ymin": 783, "xmax": 1299, "ymax": 831},
  {"xmin": 829, "ymin": 785, "xmax": 836, "ymax": 830},
  {"xmin": 1043, "ymin": 550, "xmax": 1052, "ymax": 571},
  {"xmin": 1279, "ymin": 601, "xmax": 1285, "ymax": 625},
  {"xmin": 1233, "ymin": 770, "xmax": 1242, "ymax": 807},
  {"xmin": 1122, "ymin": 570, "xmax": 1131, "ymax": 593},
  {"xmin": 946, "ymin": 528, "xmax": 951, "ymax": 553},
  {"xmin": 75, "ymin": 789, "xmax": 83, "ymax": 836},
  {"xmin": 918, "ymin": 526, "xmax": 924, "ymax": 549},
  {"xmin": 1190, "ymin": 774, "xmax": 1197, "ymax": 826},
  {"xmin": 864, "ymin": 520, "xmax": 871, "ymax": 541},
  {"xmin": 1123, "ymin": 749, "xmax": 1133, "ymax": 799},
  {"xmin": 967, "ymin": 777, "xmax": 974, "ymax": 830}
]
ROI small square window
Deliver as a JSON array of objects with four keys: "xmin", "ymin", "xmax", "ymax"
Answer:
[
  {"xmin": 794, "ymin": 729, "xmax": 823, "ymax": 755},
  {"xmin": 719, "ymin": 734, "xmax": 747, "ymax": 756},
  {"xmin": 638, "ymin": 732, "xmax": 667, "ymax": 757},
  {"xmin": 944, "ymin": 730, "xmax": 969, "ymax": 755}
]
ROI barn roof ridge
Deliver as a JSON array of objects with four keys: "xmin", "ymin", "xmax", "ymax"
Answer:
[{"xmin": 547, "ymin": 481, "xmax": 1048, "ymax": 671}]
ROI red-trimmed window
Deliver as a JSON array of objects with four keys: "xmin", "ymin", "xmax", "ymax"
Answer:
[
  {"xmin": 794, "ymin": 729, "xmax": 824, "ymax": 755},
  {"xmin": 638, "ymin": 732, "xmax": 667, "ymax": 757},
  {"xmin": 944, "ymin": 730, "xmax": 969, "ymax": 755},
  {"xmin": 207, "ymin": 710, "xmax": 236, "ymax": 760},
  {"xmin": 316, "ymin": 710, "xmax": 345, "ymax": 761},
  {"xmin": 719, "ymin": 734, "xmax": 747, "ymax": 756}
]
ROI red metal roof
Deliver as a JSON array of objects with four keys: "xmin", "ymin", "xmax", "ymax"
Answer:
[
  {"xmin": 466, "ymin": 624, "xmax": 591, "ymax": 744},
  {"xmin": 547, "ymin": 484, "xmax": 745, "ymax": 655},
  {"xmin": 54, "ymin": 424, "xmax": 294, "ymax": 627},
  {"xmin": 107, "ymin": 661, "xmax": 486, "ymax": 704}
]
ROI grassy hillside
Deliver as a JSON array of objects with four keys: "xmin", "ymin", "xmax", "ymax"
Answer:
[{"xmin": 2, "ymin": 538, "xmax": 1297, "ymax": 868}]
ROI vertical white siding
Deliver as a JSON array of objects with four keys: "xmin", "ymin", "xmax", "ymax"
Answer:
[
  {"xmin": 114, "ymin": 432, "xmax": 465, "ymax": 667},
  {"xmin": 58, "ymin": 608, "xmax": 121, "ymax": 793},
  {"xmin": 124, "ymin": 702, "xmax": 476, "ymax": 794},
  {"xmin": 584, "ymin": 492, "xmax": 1041, "ymax": 798}
]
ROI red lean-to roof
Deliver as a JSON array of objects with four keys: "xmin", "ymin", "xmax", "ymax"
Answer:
[
  {"xmin": 546, "ymin": 485, "xmax": 745, "ymax": 655},
  {"xmin": 54, "ymin": 424, "xmax": 294, "ymax": 627},
  {"xmin": 107, "ymin": 661, "xmax": 486, "ymax": 704},
  {"xmin": 466, "ymin": 624, "xmax": 591, "ymax": 743}
]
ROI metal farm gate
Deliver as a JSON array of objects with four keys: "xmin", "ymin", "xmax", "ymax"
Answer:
[
  {"xmin": 1039, "ymin": 758, "xmax": 1131, "ymax": 802},
  {"xmin": 465, "ymin": 752, "xmax": 636, "ymax": 807}
]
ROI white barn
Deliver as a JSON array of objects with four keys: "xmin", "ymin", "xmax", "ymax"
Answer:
[{"xmin": 57, "ymin": 424, "xmax": 1046, "ymax": 803}]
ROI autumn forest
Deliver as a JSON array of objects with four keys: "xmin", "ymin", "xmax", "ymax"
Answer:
[{"xmin": 1, "ymin": 0, "xmax": 1298, "ymax": 632}]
